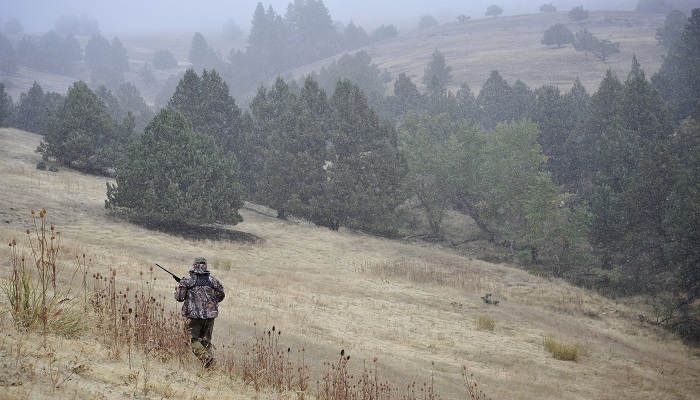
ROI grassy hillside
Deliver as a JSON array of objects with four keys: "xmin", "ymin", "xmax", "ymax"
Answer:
[
  {"xmin": 1, "ymin": 10, "xmax": 667, "ymax": 106},
  {"xmin": 2, "ymin": 126, "xmax": 699, "ymax": 399}
]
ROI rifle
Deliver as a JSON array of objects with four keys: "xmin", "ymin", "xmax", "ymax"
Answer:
[{"xmin": 155, "ymin": 263, "xmax": 181, "ymax": 282}]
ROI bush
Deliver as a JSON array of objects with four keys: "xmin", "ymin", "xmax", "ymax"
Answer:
[
  {"xmin": 543, "ymin": 335, "xmax": 581, "ymax": 361},
  {"xmin": 152, "ymin": 49, "xmax": 178, "ymax": 69}
]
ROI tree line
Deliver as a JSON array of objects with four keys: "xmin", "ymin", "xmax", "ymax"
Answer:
[{"xmin": 0, "ymin": 8, "xmax": 698, "ymax": 344}]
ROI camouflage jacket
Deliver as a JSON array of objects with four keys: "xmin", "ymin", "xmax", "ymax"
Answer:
[{"xmin": 175, "ymin": 271, "xmax": 225, "ymax": 319}]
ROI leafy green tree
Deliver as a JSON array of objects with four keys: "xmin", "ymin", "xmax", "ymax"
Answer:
[
  {"xmin": 324, "ymin": 79, "xmax": 408, "ymax": 233},
  {"xmin": 574, "ymin": 28, "xmax": 621, "ymax": 61},
  {"xmin": 0, "ymin": 32, "xmax": 18, "ymax": 74},
  {"xmin": 542, "ymin": 23, "xmax": 575, "ymax": 48},
  {"xmin": 486, "ymin": 5, "xmax": 504, "ymax": 17},
  {"xmin": 652, "ymin": 8, "xmax": 700, "ymax": 123},
  {"xmin": 476, "ymin": 120, "xmax": 567, "ymax": 264},
  {"xmin": 569, "ymin": 6, "xmax": 590, "ymax": 22},
  {"xmin": 37, "ymin": 81, "xmax": 123, "ymax": 173},
  {"xmin": 398, "ymin": 112, "xmax": 457, "ymax": 239},
  {"xmin": 418, "ymin": 14, "xmax": 439, "ymax": 29},
  {"xmin": 371, "ymin": 24, "xmax": 398, "ymax": 41},
  {"xmin": 656, "ymin": 10, "xmax": 687, "ymax": 47},
  {"xmin": 0, "ymin": 83, "xmax": 12, "ymax": 127},
  {"xmin": 152, "ymin": 49, "xmax": 178, "ymax": 69},
  {"xmin": 540, "ymin": 3, "xmax": 557, "ymax": 13},
  {"xmin": 168, "ymin": 68, "xmax": 243, "ymax": 157},
  {"xmin": 105, "ymin": 108, "xmax": 244, "ymax": 228}
]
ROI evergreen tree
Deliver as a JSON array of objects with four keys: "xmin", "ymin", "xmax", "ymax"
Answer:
[
  {"xmin": 37, "ymin": 81, "xmax": 122, "ymax": 173},
  {"xmin": 106, "ymin": 108, "xmax": 244, "ymax": 227},
  {"xmin": 284, "ymin": 0, "xmax": 339, "ymax": 66},
  {"xmin": 343, "ymin": 21, "xmax": 370, "ymax": 50},
  {"xmin": 663, "ymin": 113, "xmax": 700, "ymax": 342},
  {"xmin": 115, "ymin": 82, "xmax": 154, "ymax": 133},
  {"xmin": 258, "ymin": 77, "xmax": 329, "ymax": 220},
  {"xmin": 12, "ymin": 82, "xmax": 47, "ymax": 132},
  {"xmin": 324, "ymin": 79, "xmax": 407, "ymax": 233},
  {"xmin": 652, "ymin": 8, "xmax": 700, "ymax": 123},
  {"xmin": 168, "ymin": 68, "xmax": 243, "ymax": 157},
  {"xmin": 455, "ymin": 83, "xmax": 479, "ymax": 123},
  {"xmin": 386, "ymin": 73, "xmax": 424, "ymax": 120},
  {"xmin": 189, "ymin": 32, "xmax": 221, "ymax": 71},
  {"xmin": 152, "ymin": 49, "xmax": 178, "ymax": 69},
  {"xmin": 532, "ymin": 85, "xmax": 572, "ymax": 183},
  {"xmin": 656, "ymin": 9, "xmax": 687, "ymax": 47},
  {"xmin": 476, "ymin": 70, "xmax": 513, "ymax": 130},
  {"xmin": 422, "ymin": 48, "xmax": 453, "ymax": 95},
  {"xmin": 0, "ymin": 32, "xmax": 18, "ymax": 74},
  {"xmin": 0, "ymin": 83, "xmax": 12, "ymax": 128}
]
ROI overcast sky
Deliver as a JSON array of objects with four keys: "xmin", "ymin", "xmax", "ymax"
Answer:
[{"xmin": 4, "ymin": 0, "xmax": 637, "ymax": 35}]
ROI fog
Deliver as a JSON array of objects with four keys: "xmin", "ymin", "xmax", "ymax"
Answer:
[{"xmin": 4, "ymin": 0, "xmax": 637, "ymax": 35}]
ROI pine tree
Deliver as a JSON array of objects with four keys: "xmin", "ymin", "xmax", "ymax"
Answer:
[
  {"xmin": 105, "ymin": 108, "xmax": 244, "ymax": 227},
  {"xmin": 0, "ymin": 83, "xmax": 12, "ymax": 127},
  {"xmin": 324, "ymin": 79, "xmax": 407, "ymax": 233},
  {"xmin": 37, "ymin": 81, "xmax": 122, "ymax": 173},
  {"xmin": 13, "ymin": 82, "xmax": 47, "ymax": 132},
  {"xmin": 652, "ymin": 8, "xmax": 700, "ymax": 123},
  {"xmin": 476, "ymin": 70, "xmax": 513, "ymax": 130}
]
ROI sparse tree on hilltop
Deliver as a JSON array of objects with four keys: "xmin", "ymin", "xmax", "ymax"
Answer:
[
  {"xmin": 486, "ymin": 5, "xmax": 504, "ymax": 18},
  {"xmin": 418, "ymin": 14, "xmax": 439, "ymax": 29},
  {"xmin": 569, "ymin": 6, "xmax": 590, "ymax": 22},
  {"xmin": 540, "ymin": 3, "xmax": 557, "ymax": 13},
  {"xmin": 542, "ymin": 23, "xmax": 575, "ymax": 48},
  {"xmin": 574, "ymin": 28, "xmax": 620, "ymax": 61}
]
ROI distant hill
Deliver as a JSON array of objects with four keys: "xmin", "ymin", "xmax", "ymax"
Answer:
[{"xmin": 1, "ymin": 10, "xmax": 667, "ymax": 107}]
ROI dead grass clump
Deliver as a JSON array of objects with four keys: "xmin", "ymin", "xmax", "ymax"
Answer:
[
  {"xmin": 543, "ymin": 335, "xmax": 582, "ymax": 361},
  {"xmin": 461, "ymin": 366, "xmax": 491, "ymax": 400},
  {"xmin": 2, "ymin": 209, "xmax": 89, "ymax": 340},
  {"xmin": 476, "ymin": 315, "xmax": 495, "ymax": 331}
]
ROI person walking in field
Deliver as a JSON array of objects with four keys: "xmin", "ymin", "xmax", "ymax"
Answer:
[{"xmin": 175, "ymin": 257, "xmax": 225, "ymax": 368}]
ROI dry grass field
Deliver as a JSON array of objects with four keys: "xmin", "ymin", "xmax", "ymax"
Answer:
[{"xmin": 2, "ymin": 125, "xmax": 700, "ymax": 399}]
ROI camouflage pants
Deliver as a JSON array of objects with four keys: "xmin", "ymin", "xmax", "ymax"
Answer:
[{"xmin": 186, "ymin": 318, "xmax": 215, "ymax": 364}]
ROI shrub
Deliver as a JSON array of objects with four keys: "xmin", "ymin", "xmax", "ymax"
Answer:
[
  {"xmin": 543, "ymin": 335, "xmax": 581, "ymax": 361},
  {"xmin": 476, "ymin": 315, "xmax": 495, "ymax": 331}
]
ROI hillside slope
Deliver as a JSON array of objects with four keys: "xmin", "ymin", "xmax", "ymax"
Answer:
[
  {"xmin": 1, "ymin": 10, "xmax": 667, "ymax": 105},
  {"xmin": 1, "ymin": 128, "xmax": 699, "ymax": 399}
]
